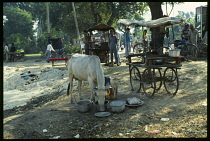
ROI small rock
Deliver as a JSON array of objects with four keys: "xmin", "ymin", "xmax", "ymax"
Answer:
[
  {"xmin": 160, "ymin": 118, "xmax": 169, "ymax": 121},
  {"xmin": 126, "ymin": 130, "xmax": 131, "ymax": 133},
  {"xmin": 202, "ymin": 102, "xmax": 207, "ymax": 106},
  {"xmin": 188, "ymin": 108, "xmax": 193, "ymax": 112},
  {"xmin": 50, "ymin": 136, "xmax": 61, "ymax": 139},
  {"xmin": 78, "ymin": 121, "xmax": 84, "ymax": 126},
  {"xmin": 74, "ymin": 134, "xmax": 80, "ymax": 138},
  {"xmin": 119, "ymin": 133, "xmax": 123, "ymax": 136},
  {"xmin": 144, "ymin": 125, "xmax": 148, "ymax": 131},
  {"xmin": 172, "ymin": 132, "xmax": 178, "ymax": 135},
  {"xmin": 43, "ymin": 129, "xmax": 48, "ymax": 133},
  {"xmin": 131, "ymin": 130, "xmax": 138, "ymax": 133}
]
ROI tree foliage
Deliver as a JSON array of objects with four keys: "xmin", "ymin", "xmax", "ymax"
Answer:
[{"xmin": 4, "ymin": 2, "xmax": 188, "ymax": 54}]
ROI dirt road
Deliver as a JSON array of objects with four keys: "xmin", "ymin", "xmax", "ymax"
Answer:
[{"xmin": 3, "ymin": 56, "xmax": 207, "ymax": 139}]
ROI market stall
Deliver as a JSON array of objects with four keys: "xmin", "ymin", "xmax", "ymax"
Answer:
[{"xmin": 86, "ymin": 24, "xmax": 115, "ymax": 64}]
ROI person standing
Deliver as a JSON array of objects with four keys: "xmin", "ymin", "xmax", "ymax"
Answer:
[
  {"xmin": 181, "ymin": 23, "xmax": 190, "ymax": 41},
  {"xmin": 142, "ymin": 30, "xmax": 148, "ymax": 45},
  {"xmin": 10, "ymin": 43, "xmax": 16, "ymax": 62},
  {"xmin": 46, "ymin": 41, "xmax": 56, "ymax": 63},
  {"xmin": 124, "ymin": 28, "xmax": 131, "ymax": 57},
  {"xmin": 82, "ymin": 30, "xmax": 91, "ymax": 55},
  {"xmin": 131, "ymin": 33, "xmax": 138, "ymax": 52},
  {"xmin": 188, "ymin": 24, "xmax": 199, "ymax": 45},
  {"xmin": 142, "ymin": 29, "xmax": 149, "ymax": 52},
  {"xmin": 4, "ymin": 43, "xmax": 9, "ymax": 62},
  {"xmin": 109, "ymin": 30, "xmax": 119, "ymax": 66}
]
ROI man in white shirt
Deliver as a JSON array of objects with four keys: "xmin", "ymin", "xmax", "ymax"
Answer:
[
  {"xmin": 131, "ymin": 33, "xmax": 138, "ymax": 52},
  {"xmin": 188, "ymin": 25, "xmax": 199, "ymax": 45},
  {"xmin": 46, "ymin": 41, "xmax": 56, "ymax": 63}
]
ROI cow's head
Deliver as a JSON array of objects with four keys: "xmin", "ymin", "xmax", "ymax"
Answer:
[{"xmin": 96, "ymin": 88, "xmax": 106, "ymax": 111}]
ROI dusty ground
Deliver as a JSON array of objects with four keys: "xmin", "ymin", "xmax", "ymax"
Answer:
[{"xmin": 3, "ymin": 55, "xmax": 207, "ymax": 139}]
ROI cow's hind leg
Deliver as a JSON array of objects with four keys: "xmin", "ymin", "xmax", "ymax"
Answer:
[{"xmin": 68, "ymin": 76, "xmax": 74, "ymax": 104}]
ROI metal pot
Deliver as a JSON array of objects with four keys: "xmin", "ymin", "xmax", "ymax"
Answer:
[
  {"xmin": 95, "ymin": 100, "xmax": 109, "ymax": 111},
  {"xmin": 76, "ymin": 99, "xmax": 92, "ymax": 113},
  {"xmin": 110, "ymin": 100, "xmax": 126, "ymax": 113}
]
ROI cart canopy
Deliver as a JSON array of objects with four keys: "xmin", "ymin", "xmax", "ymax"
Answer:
[
  {"xmin": 117, "ymin": 17, "xmax": 185, "ymax": 28},
  {"xmin": 87, "ymin": 23, "xmax": 114, "ymax": 32},
  {"xmin": 117, "ymin": 19, "xmax": 147, "ymax": 27}
]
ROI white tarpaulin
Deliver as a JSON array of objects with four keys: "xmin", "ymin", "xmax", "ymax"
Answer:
[
  {"xmin": 117, "ymin": 19, "xmax": 147, "ymax": 27},
  {"xmin": 117, "ymin": 17, "xmax": 185, "ymax": 28}
]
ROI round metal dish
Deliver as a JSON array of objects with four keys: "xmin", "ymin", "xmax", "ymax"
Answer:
[
  {"xmin": 95, "ymin": 112, "xmax": 111, "ymax": 117},
  {"xmin": 126, "ymin": 101, "xmax": 145, "ymax": 107}
]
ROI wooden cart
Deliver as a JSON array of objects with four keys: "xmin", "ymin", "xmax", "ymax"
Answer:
[
  {"xmin": 126, "ymin": 53, "xmax": 183, "ymax": 97},
  {"xmin": 8, "ymin": 52, "xmax": 26, "ymax": 62}
]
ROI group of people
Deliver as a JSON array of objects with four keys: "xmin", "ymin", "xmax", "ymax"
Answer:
[
  {"xmin": 81, "ymin": 28, "xmax": 149, "ymax": 66},
  {"xmin": 45, "ymin": 23, "xmax": 198, "ymax": 65},
  {"xmin": 180, "ymin": 23, "xmax": 200, "ymax": 45},
  {"xmin": 4, "ymin": 43, "xmax": 17, "ymax": 62}
]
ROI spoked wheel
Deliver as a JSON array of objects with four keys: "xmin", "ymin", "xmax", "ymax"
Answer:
[
  {"xmin": 186, "ymin": 44, "xmax": 199, "ymax": 61},
  {"xmin": 142, "ymin": 68, "xmax": 156, "ymax": 97},
  {"xmin": 130, "ymin": 66, "xmax": 141, "ymax": 93},
  {"xmin": 134, "ymin": 43, "xmax": 143, "ymax": 54},
  {"xmin": 153, "ymin": 68, "xmax": 162, "ymax": 92},
  {"xmin": 163, "ymin": 67, "xmax": 179, "ymax": 95},
  {"xmin": 198, "ymin": 43, "xmax": 207, "ymax": 58}
]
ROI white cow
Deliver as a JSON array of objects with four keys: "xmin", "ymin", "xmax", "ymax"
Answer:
[{"xmin": 67, "ymin": 54, "xmax": 106, "ymax": 111}]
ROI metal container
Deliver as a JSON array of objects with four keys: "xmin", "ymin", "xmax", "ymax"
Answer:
[
  {"xmin": 110, "ymin": 100, "xmax": 126, "ymax": 113},
  {"xmin": 76, "ymin": 99, "xmax": 92, "ymax": 113},
  {"xmin": 169, "ymin": 49, "xmax": 181, "ymax": 57},
  {"xmin": 95, "ymin": 100, "xmax": 109, "ymax": 111}
]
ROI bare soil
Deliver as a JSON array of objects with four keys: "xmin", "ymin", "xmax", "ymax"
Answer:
[{"xmin": 3, "ymin": 57, "xmax": 207, "ymax": 139}]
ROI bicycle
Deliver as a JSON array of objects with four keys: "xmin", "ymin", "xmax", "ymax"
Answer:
[
  {"xmin": 197, "ymin": 43, "xmax": 207, "ymax": 58},
  {"xmin": 181, "ymin": 43, "xmax": 199, "ymax": 61},
  {"xmin": 173, "ymin": 40, "xmax": 199, "ymax": 61},
  {"xmin": 133, "ymin": 40, "xmax": 151, "ymax": 54}
]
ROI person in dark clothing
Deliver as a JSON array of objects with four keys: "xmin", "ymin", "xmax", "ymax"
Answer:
[
  {"xmin": 82, "ymin": 30, "xmax": 91, "ymax": 55},
  {"xmin": 10, "ymin": 43, "xmax": 16, "ymax": 62},
  {"xmin": 181, "ymin": 23, "xmax": 190, "ymax": 41}
]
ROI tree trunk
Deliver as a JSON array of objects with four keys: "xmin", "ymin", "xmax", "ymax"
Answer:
[{"xmin": 147, "ymin": 2, "xmax": 164, "ymax": 51}]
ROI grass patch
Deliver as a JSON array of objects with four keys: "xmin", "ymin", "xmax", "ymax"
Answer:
[
  {"xmin": 25, "ymin": 54, "xmax": 42, "ymax": 57},
  {"xmin": 25, "ymin": 54, "xmax": 44, "ymax": 59}
]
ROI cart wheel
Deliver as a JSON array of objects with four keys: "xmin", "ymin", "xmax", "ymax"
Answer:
[
  {"xmin": 153, "ymin": 68, "xmax": 162, "ymax": 92},
  {"xmin": 142, "ymin": 68, "xmax": 156, "ymax": 97},
  {"xmin": 163, "ymin": 67, "xmax": 179, "ymax": 95},
  {"xmin": 130, "ymin": 66, "xmax": 141, "ymax": 93}
]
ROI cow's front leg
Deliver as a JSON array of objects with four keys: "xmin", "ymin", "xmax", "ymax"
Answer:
[
  {"xmin": 77, "ymin": 80, "xmax": 82, "ymax": 100},
  {"xmin": 88, "ymin": 78, "xmax": 96, "ymax": 102}
]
